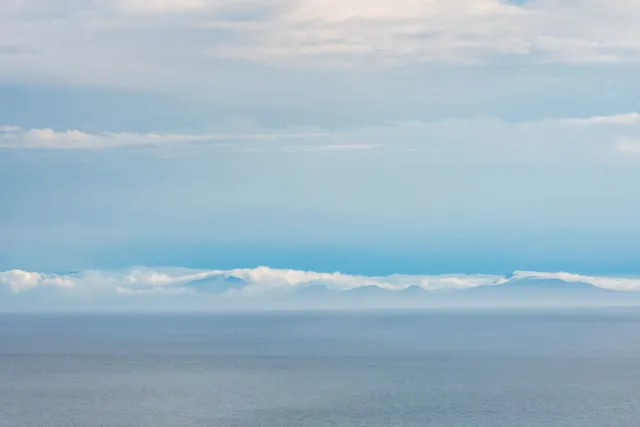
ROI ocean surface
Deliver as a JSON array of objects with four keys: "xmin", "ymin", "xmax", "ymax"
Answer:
[{"xmin": 2, "ymin": 310, "xmax": 640, "ymax": 427}]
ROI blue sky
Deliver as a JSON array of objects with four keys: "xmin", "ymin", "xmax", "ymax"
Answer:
[{"xmin": 2, "ymin": 0, "xmax": 640, "ymax": 305}]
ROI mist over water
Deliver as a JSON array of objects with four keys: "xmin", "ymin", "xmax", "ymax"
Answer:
[{"xmin": 2, "ymin": 310, "xmax": 640, "ymax": 427}]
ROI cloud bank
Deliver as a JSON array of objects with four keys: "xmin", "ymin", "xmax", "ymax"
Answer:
[{"xmin": 2, "ymin": 266, "xmax": 640, "ymax": 298}]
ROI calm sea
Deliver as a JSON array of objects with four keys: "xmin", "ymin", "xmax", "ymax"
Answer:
[{"xmin": 2, "ymin": 310, "xmax": 640, "ymax": 426}]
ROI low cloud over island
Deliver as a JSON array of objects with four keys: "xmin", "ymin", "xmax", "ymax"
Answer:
[{"xmin": 2, "ymin": 266, "xmax": 640, "ymax": 311}]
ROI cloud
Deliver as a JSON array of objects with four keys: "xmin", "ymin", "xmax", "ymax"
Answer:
[
  {"xmin": 285, "ymin": 144, "xmax": 384, "ymax": 152},
  {"xmin": 0, "ymin": 267, "xmax": 226, "ymax": 295},
  {"xmin": 0, "ymin": 126, "xmax": 336, "ymax": 150},
  {"xmin": 165, "ymin": 0, "xmax": 640, "ymax": 67},
  {"xmin": 2, "ymin": 266, "xmax": 640, "ymax": 299},
  {"xmin": 223, "ymin": 267, "xmax": 505, "ymax": 294},
  {"xmin": 2, "ymin": 112, "xmax": 639, "ymax": 155},
  {"xmin": 560, "ymin": 113, "xmax": 640, "ymax": 126},
  {"xmin": 2, "ymin": 0, "xmax": 640, "ymax": 87},
  {"xmin": 0, "ymin": 270, "xmax": 75, "ymax": 293},
  {"xmin": 0, "ymin": 266, "xmax": 502, "ymax": 295},
  {"xmin": 511, "ymin": 271, "xmax": 640, "ymax": 292},
  {"xmin": 116, "ymin": 0, "xmax": 206, "ymax": 13},
  {"xmin": 209, "ymin": 0, "xmax": 533, "ymax": 66}
]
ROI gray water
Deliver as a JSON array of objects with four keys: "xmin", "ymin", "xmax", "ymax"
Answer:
[{"xmin": 2, "ymin": 310, "xmax": 640, "ymax": 427}]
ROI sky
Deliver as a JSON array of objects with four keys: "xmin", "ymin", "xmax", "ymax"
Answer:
[{"xmin": 2, "ymin": 0, "xmax": 640, "ymax": 306}]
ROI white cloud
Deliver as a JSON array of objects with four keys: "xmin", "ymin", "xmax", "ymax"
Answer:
[
  {"xmin": 222, "ymin": 266, "xmax": 504, "ymax": 294},
  {"xmin": 561, "ymin": 113, "xmax": 640, "ymax": 126},
  {"xmin": 0, "ymin": 267, "xmax": 228, "ymax": 294},
  {"xmin": 0, "ymin": 266, "xmax": 502, "ymax": 295},
  {"xmin": 0, "ymin": 126, "xmax": 336, "ymax": 150},
  {"xmin": 285, "ymin": 144, "xmax": 384, "ymax": 152},
  {"xmin": 2, "ymin": 266, "xmax": 640, "ymax": 298},
  {"xmin": 211, "ymin": 0, "xmax": 533, "ymax": 66},
  {"xmin": 511, "ymin": 271, "xmax": 640, "ymax": 292},
  {"xmin": 117, "ymin": 0, "xmax": 206, "ymax": 13},
  {"xmin": 2, "ymin": 0, "xmax": 640, "ymax": 87},
  {"xmin": 2, "ymin": 112, "xmax": 640, "ymax": 158},
  {"xmin": 0, "ymin": 270, "xmax": 75, "ymax": 293}
]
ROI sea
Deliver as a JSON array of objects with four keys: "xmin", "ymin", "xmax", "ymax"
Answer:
[{"xmin": 1, "ymin": 310, "xmax": 640, "ymax": 426}]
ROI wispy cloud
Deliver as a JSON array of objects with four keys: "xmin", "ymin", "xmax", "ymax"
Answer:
[
  {"xmin": 3, "ymin": 112, "xmax": 640, "ymax": 160},
  {"xmin": 559, "ymin": 113, "xmax": 640, "ymax": 126},
  {"xmin": 0, "ymin": 126, "xmax": 336, "ymax": 150},
  {"xmin": 285, "ymin": 144, "xmax": 384, "ymax": 152}
]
